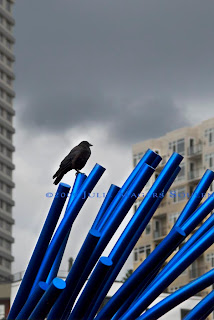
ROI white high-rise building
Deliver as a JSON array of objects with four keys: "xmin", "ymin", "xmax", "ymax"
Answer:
[{"xmin": 0, "ymin": 0, "xmax": 15, "ymax": 316}]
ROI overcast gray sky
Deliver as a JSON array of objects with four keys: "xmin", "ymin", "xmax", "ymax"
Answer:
[{"xmin": 12, "ymin": 0, "xmax": 214, "ymax": 278}]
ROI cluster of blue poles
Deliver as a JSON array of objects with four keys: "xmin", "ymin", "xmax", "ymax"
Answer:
[{"xmin": 7, "ymin": 149, "xmax": 214, "ymax": 320}]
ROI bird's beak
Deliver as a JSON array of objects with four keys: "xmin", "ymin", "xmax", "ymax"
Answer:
[{"xmin": 89, "ymin": 143, "xmax": 93, "ymax": 146}]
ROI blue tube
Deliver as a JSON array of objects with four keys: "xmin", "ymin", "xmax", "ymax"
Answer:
[
  {"xmin": 30, "ymin": 163, "xmax": 105, "ymax": 293},
  {"xmin": 16, "ymin": 282, "xmax": 48, "ymax": 320},
  {"xmin": 97, "ymin": 149, "xmax": 161, "ymax": 231},
  {"xmin": 138, "ymin": 269, "xmax": 214, "ymax": 320},
  {"xmin": 175, "ymin": 170, "xmax": 214, "ymax": 227},
  {"xmin": 87, "ymin": 166, "xmax": 181, "ymax": 320},
  {"xmin": 28, "ymin": 278, "xmax": 66, "ymax": 320},
  {"xmin": 66, "ymin": 173, "xmax": 87, "ymax": 211},
  {"xmin": 8, "ymin": 182, "xmax": 71, "ymax": 320},
  {"xmin": 181, "ymin": 193, "xmax": 214, "ymax": 235},
  {"xmin": 147, "ymin": 213, "xmax": 214, "ymax": 293},
  {"xmin": 47, "ymin": 228, "xmax": 101, "ymax": 320},
  {"xmin": 95, "ymin": 226, "xmax": 186, "ymax": 320},
  {"xmin": 69, "ymin": 257, "xmax": 113, "ymax": 320},
  {"xmin": 92, "ymin": 184, "xmax": 120, "ymax": 230},
  {"xmin": 55, "ymin": 163, "xmax": 155, "ymax": 320},
  {"xmin": 183, "ymin": 290, "xmax": 214, "ymax": 320},
  {"xmin": 121, "ymin": 227, "xmax": 214, "ymax": 320},
  {"xmin": 46, "ymin": 174, "xmax": 87, "ymax": 284}
]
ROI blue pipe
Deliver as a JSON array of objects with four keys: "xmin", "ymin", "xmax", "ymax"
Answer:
[
  {"xmin": 175, "ymin": 169, "xmax": 214, "ymax": 227},
  {"xmin": 55, "ymin": 163, "xmax": 155, "ymax": 319},
  {"xmin": 87, "ymin": 166, "xmax": 181, "ymax": 320},
  {"xmin": 181, "ymin": 193, "xmax": 214, "ymax": 235},
  {"xmin": 95, "ymin": 226, "xmax": 186, "ymax": 320},
  {"xmin": 8, "ymin": 182, "xmax": 71, "ymax": 320},
  {"xmin": 47, "ymin": 228, "xmax": 101, "ymax": 320},
  {"xmin": 138, "ymin": 269, "xmax": 214, "ymax": 320},
  {"xmin": 121, "ymin": 227, "xmax": 214, "ymax": 320},
  {"xmin": 16, "ymin": 282, "xmax": 48, "ymax": 320},
  {"xmin": 30, "ymin": 163, "xmax": 105, "ymax": 293},
  {"xmin": 28, "ymin": 278, "xmax": 66, "ymax": 320},
  {"xmin": 69, "ymin": 257, "xmax": 113, "ymax": 319},
  {"xmin": 46, "ymin": 174, "xmax": 87, "ymax": 284},
  {"xmin": 92, "ymin": 184, "xmax": 120, "ymax": 230},
  {"xmin": 97, "ymin": 149, "xmax": 161, "ymax": 231},
  {"xmin": 183, "ymin": 290, "xmax": 214, "ymax": 320}
]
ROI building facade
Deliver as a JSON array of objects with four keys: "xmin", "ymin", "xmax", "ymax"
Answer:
[
  {"xmin": 132, "ymin": 118, "xmax": 214, "ymax": 300},
  {"xmin": 0, "ymin": 0, "xmax": 15, "ymax": 317}
]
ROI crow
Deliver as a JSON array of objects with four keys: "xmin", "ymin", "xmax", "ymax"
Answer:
[{"xmin": 53, "ymin": 141, "xmax": 92, "ymax": 185}]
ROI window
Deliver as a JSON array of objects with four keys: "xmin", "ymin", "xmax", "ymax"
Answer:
[
  {"xmin": 7, "ymin": 112, "xmax": 12, "ymax": 121},
  {"xmin": 207, "ymin": 253, "xmax": 214, "ymax": 267},
  {"xmin": 145, "ymin": 223, "xmax": 151, "ymax": 234},
  {"xmin": 145, "ymin": 245, "xmax": 151, "ymax": 257},
  {"xmin": 6, "ymin": 203, "xmax": 11, "ymax": 213},
  {"xmin": 139, "ymin": 246, "xmax": 144, "ymax": 254},
  {"xmin": 171, "ymin": 187, "xmax": 186, "ymax": 203},
  {"xmin": 205, "ymin": 128, "xmax": 214, "ymax": 145},
  {"xmin": 177, "ymin": 163, "xmax": 185, "ymax": 181},
  {"xmin": 169, "ymin": 139, "xmax": 185, "ymax": 155},
  {"xmin": 205, "ymin": 153, "xmax": 214, "ymax": 170},
  {"xmin": 133, "ymin": 152, "xmax": 145, "ymax": 167},
  {"xmin": 134, "ymin": 248, "xmax": 138, "ymax": 262},
  {"xmin": 6, "ymin": 94, "xmax": 12, "ymax": 103},
  {"xmin": 169, "ymin": 212, "xmax": 180, "ymax": 224},
  {"xmin": 6, "ymin": 130, "xmax": 12, "ymax": 140},
  {"xmin": 6, "ymin": 1, "xmax": 11, "ymax": 12}
]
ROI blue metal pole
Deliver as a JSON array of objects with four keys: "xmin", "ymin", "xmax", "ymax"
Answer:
[
  {"xmin": 149, "ymin": 213, "xmax": 214, "ymax": 287},
  {"xmin": 28, "ymin": 278, "xmax": 66, "ymax": 320},
  {"xmin": 120, "ymin": 227, "xmax": 214, "ymax": 320},
  {"xmin": 181, "ymin": 193, "xmax": 214, "ymax": 235},
  {"xmin": 46, "ymin": 173, "xmax": 87, "ymax": 284},
  {"xmin": 97, "ymin": 149, "xmax": 161, "ymax": 231},
  {"xmin": 47, "ymin": 228, "xmax": 101, "ymax": 320},
  {"xmin": 69, "ymin": 257, "xmax": 113, "ymax": 320},
  {"xmin": 54, "ymin": 163, "xmax": 155, "ymax": 319},
  {"xmin": 92, "ymin": 184, "xmax": 120, "ymax": 230},
  {"xmin": 95, "ymin": 226, "xmax": 186, "ymax": 320},
  {"xmin": 8, "ymin": 182, "xmax": 71, "ymax": 320},
  {"xmin": 138, "ymin": 269, "xmax": 214, "ymax": 320},
  {"xmin": 87, "ymin": 166, "xmax": 181, "ymax": 320},
  {"xmin": 30, "ymin": 163, "xmax": 105, "ymax": 292},
  {"xmin": 16, "ymin": 282, "xmax": 48, "ymax": 320},
  {"xmin": 183, "ymin": 290, "xmax": 214, "ymax": 320},
  {"xmin": 174, "ymin": 169, "xmax": 214, "ymax": 227}
]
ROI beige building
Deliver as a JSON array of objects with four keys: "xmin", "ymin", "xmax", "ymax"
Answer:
[
  {"xmin": 0, "ymin": 0, "xmax": 15, "ymax": 317},
  {"xmin": 132, "ymin": 118, "xmax": 214, "ymax": 302}
]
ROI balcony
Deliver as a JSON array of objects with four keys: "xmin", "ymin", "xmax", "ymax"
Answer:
[
  {"xmin": 153, "ymin": 226, "xmax": 167, "ymax": 240},
  {"xmin": 187, "ymin": 143, "xmax": 202, "ymax": 157},
  {"xmin": 189, "ymin": 266, "xmax": 205, "ymax": 280},
  {"xmin": 188, "ymin": 168, "xmax": 204, "ymax": 181}
]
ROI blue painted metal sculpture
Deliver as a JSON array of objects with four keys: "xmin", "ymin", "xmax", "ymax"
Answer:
[{"xmin": 7, "ymin": 149, "xmax": 214, "ymax": 320}]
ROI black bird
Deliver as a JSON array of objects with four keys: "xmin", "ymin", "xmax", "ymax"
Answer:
[{"xmin": 53, "ymin": 141, "xmax": 92, "ymax": 185}]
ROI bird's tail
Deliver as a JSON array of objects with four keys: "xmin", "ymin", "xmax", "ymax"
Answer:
[
  {"xmin": 53, "ymin": 169, "xmax": 61, "ymax": 179},
  {"xmin": 53, "ymin": 173, "xmax": 64, "ymax": 185}
]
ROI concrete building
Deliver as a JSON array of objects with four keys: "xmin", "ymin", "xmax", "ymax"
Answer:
[
  {"xmin": 0, "ymin": 0, "xmax": 15, "ymax": 317},
  {"xmin": 132, "ymin": 118, "xmax": 214, "ymax": 302}
]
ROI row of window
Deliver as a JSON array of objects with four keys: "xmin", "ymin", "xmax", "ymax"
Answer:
[
  {"xmin": 0, "ymin": 124, "xmax": 12, "ymax": 140},
  {"xmin": 0, "ymin": 69, "xmax": 12, "ymax": 85},
  {"xmin": 0, "ymin": 106, "xmax": 12, "ymax": 122},
  {"xmin": 0, "ymin": 236, "xmax": 11, "ymax": 250},
  {"xmin": 0, "ymin": 87, "xmax": 13, "ymax": 104},
  {"xmin": 134, "ymin": 245, "xmax": 151, "ymax": 262},
  {"xmin": 0, "ymin": 50, "xmax": 12, "ymax": 67},
  {"xmin": 0, "ymin": 32, "xmax": 12, "ymax": 50},
  {"xmin": 0, "ymin": 217, "xmax": 11, "ymax": 231},
  {"xmin": 0, "ymin": 199, "xmax": 12, "ymax": 213},
  {"xmin": 0, "ymin": 256, "xmax": 10, "ymax": 269},
  {"xmin": 0, "ymin": 161, "xmax": 12, "ymax": 177},
  {"xmin": 0, "ymin": 13, "xmax": 12, "ymax": 31},
  {"xmin": 0, "ymin": 142, "xmax": 12, "ymax": 158},
  {"xmin": 0, "ymin": 180, "xmax": 12, "ymax": 194},
  {"xmin": 169, "ymin": 138, "xmax": 185, "ymax": 155},
  {"xmin": 0, "ymin": 0, "xmax": 12, "ymax": 13},
  {"xmin": 206, "ymin": 253, "xmax": 214, "ymax": 267}
]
